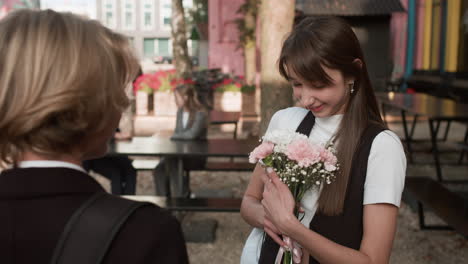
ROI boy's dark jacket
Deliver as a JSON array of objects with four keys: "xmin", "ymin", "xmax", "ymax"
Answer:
[{"xmin": 0, "ymin": 167, "xmax": 189, "ymax": 264}]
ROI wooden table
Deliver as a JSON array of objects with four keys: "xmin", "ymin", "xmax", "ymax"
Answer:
[
  {"xmin": 111, "ymin": 136, "xmax": 258, "ymax": 197},
  {"xmin": 209, "ymin": 111, "xmax": 241, "ymax": 139},
  {"xmin": 377, "ymin": 92, "xmax": 468, "ymax": 182}
]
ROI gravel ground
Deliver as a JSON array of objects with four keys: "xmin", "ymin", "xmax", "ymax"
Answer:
[
  {"xmin": 91, "ymin": 118, "xmax": 468, "ymax": 263},
  {"xmin": 93, "ymin": 165, "xmax": 468, "ymax": 264}
]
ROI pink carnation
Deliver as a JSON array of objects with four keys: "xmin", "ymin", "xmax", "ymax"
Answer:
[
  {"xmin": 320, "ymin": 148, "xmax": 338, "ymax": 171},
  {"xmin": 249, "ymin": 141, "xmax": 274, "ymax": 163},
  {"xmin": 285, "ymin": 139, "xmax": 321, "ymax": 167}
]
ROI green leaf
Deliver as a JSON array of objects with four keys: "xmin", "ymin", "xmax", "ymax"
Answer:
[{"xmin": 263, "ymin": 155, "xmax": 273, "ymax": 167}]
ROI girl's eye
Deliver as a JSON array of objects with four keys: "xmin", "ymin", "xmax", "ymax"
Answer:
[
  {"xmin": 312, "ymin": 84, "xmax": 326, "ymax": 89},
  {"xmin": 292, "ymin": 82, "xmax": 302, "ymax": 87}
]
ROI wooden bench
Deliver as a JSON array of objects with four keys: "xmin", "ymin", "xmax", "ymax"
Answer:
[
  {"xmin": 193, "ymin": 161, "xmax": 254, "ymax": 172},
  {"xmin": 130, "ymin": 159, "xmax": 250, "ymax": 212},
  {"xmin": 404, "ymin": 177, "xmax": 468, "ymax": 237},
  {"xmin": 123, "ymin": 195, "xmax": 242, "ymax": 212},
  {"xmin": 166, "ymin": 197, "xmax": 241, "ymax": 212},
  {"xmin": 132, "ymin": 159, "xmax": 254, "ymax": 173}
]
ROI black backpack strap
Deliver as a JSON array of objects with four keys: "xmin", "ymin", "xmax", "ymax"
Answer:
[
  {"xmin": 50, "ymin": 192, "xmax": 152, "ymax": 264},
  {"xmin": 296, "ymin": 111, "xmax": 315, "ymax": 136}
]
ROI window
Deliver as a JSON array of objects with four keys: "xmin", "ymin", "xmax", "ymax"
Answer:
[
  {"xmin": 141, "ymin": 0, "xmax": 155, "ymax": 31},
  {"xmin": 125, "ymin": 12, "xmax": 132, "ymax": 27},
  {"xmin": 157, "ymin": 38, "xmax": 170, "ymax": 56},
  {"xmin": 143, "ymin": 38, "xmax": 172, "ymax": 58},
  {"xmin": 102, "ymin": 0, "xmax": 116, "ymax": 29},
  {"xmin": 144, "ymin": 12, "xmax": 152, "ymax": 26},
  {"xmin": 122, "ymin": 0, "xmax": 135, "ymax": 30},
  {"xmin": 143, "ymin": 38, "xmax": 156, "ymax": 57},
  {"xmin": 160, "ymin": 0, "xmax": 171, "ymax": 29},
  {"xmin": 159, "ymin": 0, "xmax": 193, "ymax": 29},
  {"xmin": 106, "ymin": 12, "xmax": 113, "ymax": 25},
  {"xmin": 128, "ymin": 37, "xmax": 135, "ymax": 49}
]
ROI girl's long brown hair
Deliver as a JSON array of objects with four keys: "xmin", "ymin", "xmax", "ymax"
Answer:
[
  {"xmin": 278, "ymin": 16, "xmax": 386, "ymax": 215},
  {"xmin": 175, "ymin": 84, "xmax": 209, "ymax": 113}
]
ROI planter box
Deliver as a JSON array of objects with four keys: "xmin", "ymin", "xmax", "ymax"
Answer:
[
  {"xmin": 214, "ymin": 91, "xmax": 242, "ymax": 112},
  {"xmin": 241, "ymin": 92, "xmax": 256, "ymax": 115},
  {"xmin": 154, "ymin": 91, "xmax": 177, "ymax": 116},
  {"xmin": 136, "ymin": 91, "xmax": 153, "ymax": 115}
]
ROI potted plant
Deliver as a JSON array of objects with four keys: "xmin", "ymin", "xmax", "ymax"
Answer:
[
  {"xmin": 212, "ymin": 76, "xmax": 243, "ymax": 112},
  {"xmin": 241, "ymin": 83, "xmax": 257, "ymax": 116},
  {"xmin": 151, "ymin": 70, "xmax": 178, "ymax": 116},
  {"xmin": 133, "ymin": 73, "xmax": 157, "ymax": 115}
]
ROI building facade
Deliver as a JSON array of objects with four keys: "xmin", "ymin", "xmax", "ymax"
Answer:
[
  {"xmin": 390, "ymin": 0, "xmax": 468, "ymax": 99},
  {"xmin": 300, "ymin": 0, "xmax": 405, "ymax": 92},
  {"xmin": 208, "ymin": 0, "xmax": 245, "ymax": 76},
  {"xmin": 402, "ymin": 0, "xmax": 468, "ymax": 75},
  {"xmin": 0, "ymin": 0, "xmax": 40, "ymax": 19},
  {"xmin": 39, "ymin": 0, "xmax": 201, "ymax": 63},
  {"xmin": 96, "ymin": 0, "xmax": 195, "ymax": 61}
]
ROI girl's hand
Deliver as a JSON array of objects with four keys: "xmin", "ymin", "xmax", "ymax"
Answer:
[
  {"xmin": 260, "ymin": 168, "xmax": 297, "ymax": 241},
  {"xmin": 262, "ymin": 212, "xmax": 286, "ymax": 247}
]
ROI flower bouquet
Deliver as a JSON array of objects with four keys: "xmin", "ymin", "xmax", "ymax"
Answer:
[{"xmin": 249, "ymin": 130, "xmax": 339, "ymax": 264}]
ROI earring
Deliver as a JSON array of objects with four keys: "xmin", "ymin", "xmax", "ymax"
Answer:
[{"xmin": 349, "ymin": 82, "xmax": 355, "ymax": 94}]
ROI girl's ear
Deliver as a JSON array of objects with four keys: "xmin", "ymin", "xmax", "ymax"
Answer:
[{"xmin": 352, "ymin": 58, "xmax": 363, "ymax": 68}]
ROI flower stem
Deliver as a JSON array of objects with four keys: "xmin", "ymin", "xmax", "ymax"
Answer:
[{"xmin": 283, "ymin": 251, "xmax": 292, "ymax": 264}]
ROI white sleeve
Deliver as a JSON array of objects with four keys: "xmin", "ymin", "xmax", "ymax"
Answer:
[
  {"xmin": 363, "ymin": 130, "xmax": 407, "ymax": 207},
  {"xmin": 265, "ymin": 107, "xmax": 309, "ymax": 136},
  {"xmin": 264, "ymin": 110, "xmax": 282, "ymax": 135}
]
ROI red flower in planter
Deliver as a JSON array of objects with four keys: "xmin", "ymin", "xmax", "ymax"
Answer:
[
  {"xmin": 133, "ymin": 74, "xmax": 161, "ymax": 94},
  {"xmin": 222, "ymin": 78, "xmax": 233, "ymax": 85},
  {"xmin": 183, "ymin": 79, "xmax": 196, "ymax": 85},
  {"xmin": 212, "ymin": 76, "xmax": 244, "ymax": 92},
  {"xmin": 171, "ymin": 78, "xmax": 196, "ymax": 90},
  {"xmin": 134, "ymin": 70, "xmax": 180, "ymax": 93}
]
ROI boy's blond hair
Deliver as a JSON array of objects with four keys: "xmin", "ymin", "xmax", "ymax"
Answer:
[{"xmin": 0, "ymin": 9, "xmax": 139, "ymax": 165}]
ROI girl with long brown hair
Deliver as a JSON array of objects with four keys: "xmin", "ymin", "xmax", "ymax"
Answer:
[
  {"xmin": 240, "ymin": 16, "xmax": 406, "ymax": 263},
  {"xmin": 153, "ymin": 83, "xmax": 210, "ymax": 196}
]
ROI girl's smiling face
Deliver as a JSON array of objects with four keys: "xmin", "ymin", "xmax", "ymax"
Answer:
[{"xmin": 289, "ymin": 65, "xmax": 354, "ymax": 117}]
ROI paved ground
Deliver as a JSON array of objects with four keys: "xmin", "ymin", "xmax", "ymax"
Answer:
[{"xmin": 92, "ymin": 114, "xmax": 468, "ymax": 264}]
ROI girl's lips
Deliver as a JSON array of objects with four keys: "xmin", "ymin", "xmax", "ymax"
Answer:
[{"xmin": 309, "ymin": 105, "xmax": 324, "ymax": 112}]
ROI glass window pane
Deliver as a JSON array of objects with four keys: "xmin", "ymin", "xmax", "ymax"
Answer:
[
  {"xmin": 158, "ymin": 38, "xmax": 170, "ymax": 56},
  {"xmin": 144, "ymin": 39, "xmax": 155, "ymax": 56},
  {"xmin": 126, "ymin": 12, "xmax": 132, "ymax": 27},
  {"xmin": 145, "ymin": 12, "xmax": 151, "ymax": 26},
  {"xmin": 106, "ymin": 12, "xmax": 113, "ymax": 25}
]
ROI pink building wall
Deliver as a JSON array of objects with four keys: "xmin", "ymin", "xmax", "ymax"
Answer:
[
  {"xmin": 390, "ymin": 0, "xmax": 408, "ymax": 80},
  {"xmin": 208, "ymin": 0, "xmax": 245, "ymax": 76}
]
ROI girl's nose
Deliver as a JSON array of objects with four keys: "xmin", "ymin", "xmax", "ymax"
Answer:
[{"xmin": 300, "ymin": 90, "xmax": 316, "ymax": 106}]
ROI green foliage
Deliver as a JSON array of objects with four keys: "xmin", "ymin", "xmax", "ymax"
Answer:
[
  {"xmin": 187, "ymin": 0, "xmax": 208, "ymax": 24},
  {"xmin": 241, "ymin": 84, "xmax": 256, "ymax": 93},
  {"xmin": 234, "ymin": 0, "xmax": 259, "ymax": 47}
]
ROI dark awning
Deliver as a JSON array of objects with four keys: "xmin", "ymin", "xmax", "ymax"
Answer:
[{"xmin": 301, "ymin": 0, "xmax": 405, "ymax": 16}]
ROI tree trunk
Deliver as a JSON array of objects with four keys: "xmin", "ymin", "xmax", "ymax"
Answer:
[
  {"xmin": 171, "ymin": 0, "xmax": 192, "ymax": 78},
  {"xmin": 259, "ymin": 0, "xmax": 295, "ymax": 134}
]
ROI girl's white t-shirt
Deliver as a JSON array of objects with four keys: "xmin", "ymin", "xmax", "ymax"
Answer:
[
  {"xmin": 240, "ymin": 107, "xmax": 406, "ymax": 264},
  {"xmin": 182, "ymin": 111, "xmax": 190, "ymax": 129}
]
